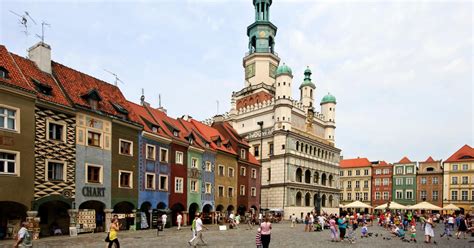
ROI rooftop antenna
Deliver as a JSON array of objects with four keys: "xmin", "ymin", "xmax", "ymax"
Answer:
[
  {"xmin": 140, "ymin": 88, "xmax": 145, "ymax": 105},
  {"xmin": 103, "ymin": 69, "xmax": 124, "ymax": 86},
  {"xmin": 9, "ymin": 10, "xmax": 37, "ymax": 36},
  {"xmin": 216, "ymin": 100, "xmax": 219, "ymax": 114},
  {"xmin": 158, "ymin": 94, "xmax": 162, "ymax": 108},
  {"xmin": 36, "ymin": 21, "xmax": 51, "ymax": 43}
]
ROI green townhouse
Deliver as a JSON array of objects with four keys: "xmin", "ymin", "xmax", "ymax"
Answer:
[{"xmin": 392, "ymin": 156, "xmax": 417, "ymax": 205}]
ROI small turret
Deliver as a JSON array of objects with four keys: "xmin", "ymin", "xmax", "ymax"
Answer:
[
  {"xmin": 320, "ymin": 93, "xmax": 336, "ymax": 141},
  {"xmin": 274, "ymin": 63, "xmax": 293, "ymax": 131},
  {"xmin": 299, "ymin": 66, "xmax": 316, "ymax": 108}
]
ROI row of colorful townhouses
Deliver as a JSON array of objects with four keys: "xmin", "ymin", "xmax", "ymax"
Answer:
[
  {"xmin": 0, "ymin": 42, "xmax": 261, "ymax": 238},
  {"xmin": 339, "ymin": 144, "xmax": 474, "ymax": 213}
]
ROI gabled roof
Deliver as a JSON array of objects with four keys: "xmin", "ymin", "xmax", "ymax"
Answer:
[
  {"xmin": 0, "ymin": 45, "xmax": 35, "ymax": 93},
  {"xmin": 145, "ymin": 106, "xmax": 190, "ymax": 146},
  {"xmin": 126, "ymin": 101, "xmax": 169, "ymax": 139},
  {"xmin": 445, "ymin": 144, "xmax": 474, "ymax": 163},
  {"xmin": 398, "ymin": 156, "xmax": 412, "ymax": 164},
  {"xmin": 339, "ymin": 157, "xmax": 371, "ymax": 168},
  {"xmin": 10, "ymin": 53, "xmax": 72, "ymax": 107},
  {"xmin": 190, "ymin": 119, "xmax": 236, "ymax": 155},
  {"xmin": 424, "ymin": 156, "xmax": 435, "ymax": 163},
  {"xmin": 372, "ymin": 160, "xmax": 392, "ymax": 167}
]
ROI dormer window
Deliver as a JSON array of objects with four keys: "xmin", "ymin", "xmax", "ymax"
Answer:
[
  {"xmin": 152, "ymin": 126, "xmax": 158, "ymax": 133},
  {"xmin": 111, "ymin": 102, "xmax": 129, "ymax": 120},
  {"xmin": 32, "ymin": 79, "xmax": 52, "ymax": 96},
  {"xmin": 0, "ymin": 67, "xmax": 9, "ymax": 79},
  {"xmin": 89, "ymin": 99, "xmax": 98, "ymax": 110},
  {"xmin": 205, "ymin": 143, "xmax": 210, "ymax": 148},
  {"xmin": 189, "ymin": 138, "xmax": 194, "ymax": 145},
  {"xmin": 81, "ymin": 89, "xmax": 102, "ymax": 111},
  {"xmin": 173, "ymin": 130, "xmax": 179, "ymax": 137}
]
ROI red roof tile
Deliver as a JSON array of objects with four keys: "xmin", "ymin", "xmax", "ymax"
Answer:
[
  {"xmin": 398, "ymin": 156, "xmax": 412, "ymax": 164},
  {"xmin": 190, "ymin": 119, "xmax": 236, "ymax": 155},
  {"xmin": 0, "ymin": 45, "xmax": 34, "ymax": 92},
  {"xmin": 126, "ymin": 101, "xmax": 169, "ymax": 138},
  {"xmin": 10, "ymin": 53, "xmax": 71, "ymax": 107},
  {"xmin": 340, "ymin": 158, "xmax": 371, "ymax": 168},
  {"xmin": 445, "ymin": 144, "xmax": 474, "ymax": 163}
]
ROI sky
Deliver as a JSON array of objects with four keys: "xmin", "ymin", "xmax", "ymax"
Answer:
[{"xmin": 1, "ymin": 0, "xmax": 472, "ymax": 163}]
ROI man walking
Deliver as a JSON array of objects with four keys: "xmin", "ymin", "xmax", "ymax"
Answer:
[
  {"xmin": 161, "ymin": 213, "xmax": 167, "ymax": 231},
  {"xmin": 189, "ymin": 213, "xmax": 208, "ymax": 247},
  {"xmin": 177, "ymin": 212, "xmax": 183, "ymax": 231},
  {"xmin": 14, "ymin": 222, "xmax": 32, "ymax": 248},
  {"xmin": 291, "ymin": 213, "xmax": 296, "ymax": 228}
]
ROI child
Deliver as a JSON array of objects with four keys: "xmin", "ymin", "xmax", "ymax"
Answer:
[
  {"xmin": 410, "ymin": 225, "xmax": 417, "ymax": 243},
  {"xmin": 255, "ymin": 227, "xmax": 262, "ymax": 248},
  {"xmin": 361, "ymin": 222, "xmax": 368, "ymax": 238}
]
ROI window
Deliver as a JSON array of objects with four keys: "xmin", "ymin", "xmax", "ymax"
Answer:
[
  {"xmin": 228, "ymin": 187, "xmax": 234, "ymax": 197},
  {"xmin": 47, "ymin": 161, "xmax": 65, "ymax": 181},
  {"xmin": 228, "ymin": 167, "xmax": 234, "ymax": 177},
  {"xmin": 375, "ymin": 192, "xmax": 381, "ymax": 200},
  {"xmin": 175, "ymin": 151, "xmax": 183, "ymax": 164},
  {"xmin": 406, "ymin": 167, "xmax": 413, "ymax": 174},
  {"xmin": 119, "ymin": 170, "xmax": 132, "ymax": 188},
  {"xmin": 347, "ymin": 170, "xmax": 352, "ymax": 176},
  {"xmin": 240, "ymin": 149, "xmax": 246, "ymax": 159},
  {"xmin": 86, "ymin": 164, "xmax": 102, "ymax": 184},
  {"xmin": 175, "ymin": 177, "xmax": 183, "ymax": 193},
  {"xmin": 452, "ymin": 164, "xmax": 458, "ymax": 171},
  {"xmin": 145, "ymin": 145, "xmax": 155, "ymax": 160},
  {"xmin": 451, "ymin": 190, "xmax": 458, "ymax": 201},
  {"xmin": 462, "ymin": 164, "xmax": 468, "ymax": 170},
  {"xmin": 421, "ymin": 177, "xmax": 427, "ymax": 184},
  {"xmin": 218, "ymin": 186, "xmax": 224, "ymax": 197},
  {"xmin": 396, "ymin": 178, "xmax": 403, "ymax": 185},
  {"xmin": 355, "ymin": 192, "xmax": 361, "ymax": 200},
  {"xmin": 87, "ymin": 131, "xmax": 101, "ymax": 147},
  {"xmin": 420, "ymin": 190, "xmax": 427, "ymax": 200},
  {"xmin": 462, "ymin": 176, "xmax": 468, "ymax": 184},
  {"xmin": 145, "ymin": 173, "xmax": 155, "ymax": 190},
  {"xmin": 191, "ymin": 158, "xmax": 198, "ymax": 168},
  {"xmin": 0, "ymin": 67, "xmax": 9, "ymax": 79},
  {"xmin": 268, "ymin": 143, "xmax": 274, "ymax": 155},
  {"xmin": 396, "ymin": 167, "xmax": 403, "ymax": 174},
  {"xmin": 355, "ymin": 181, "xmax": 360, "ymax": 188},
  {"xmin": 340, "ymin": 193, "xmax": 344, "ymax": 201},
  {"xmin": 119, "ymin": 139, "xmax": 133, "ymax": 156},
  {"xmin": 159, "ymin": 148, "xmax": 168, "ymax": 162},
  {"xmin": 159, "ymin": 175, "xmax": 168, "ymax": 191},
  {"xmin": 240, "ymin": 185, "xmax": 245, "ymax": 196},
  {"xmin": 251, "ymin": 168, "xmax": 257, "ymax": 179},
  {"xmin": 383, "ymin": 178, "xmax": 389, "ymax": 186},
  {"xmin": 218, "ymin": 165, "xmax": 225, "ymax": 176},
  {"xmin": 0, "ymin": 151, "xmax": 18, "ymax": 175},
  {"xmin": 396, "ymin": 190, "xmax": 403, "ymax": 199},
  {"xmin": 347, "ymin": 181, "xmax": 352, "ymax": 189},
  {"xmin": 375, "ymin": 179, "xmax": 381, "ymax": 186},
  {"xmin": 48, "ymin": 122, "xmax": 64, "ymax": 141},
  {"xmin": 363, "ymin": 192, "xmax": 368, "ymax": 201},
  {"xmin": 432, "ymin": 191, "xmax": 438, "ymax": 200},
  {"xmin": 406, "ymin": 191, "xmax": 412, "ymax": 199},
  {"xmin": 0, "ymin": 107, "xmax": 17, "ymax": 131},
  {"xmin": 375, "ymin": 169, "xmax": 381, "ymax": 175},
  {"xmin": 461, "ymin": 191, "xmax": 468, "ymax": 201},
  {"xmin": 364, "ymin": 180, "xmax": 369, "ymax": 188},
  {"xmin": 339, "ymin": 171, "xmax": 344, "ymax": 176},
  {"xmin": 205, "ymin": 161, "xmax": 212, "ymax": 171},
  {"xmin": 240, "ymin": 166, "xmax": 246, "ymax": 176},
  {"xmin": 89, "ymin": 99, "xmax": 98, "ymax": 110},
  {"xmin": 267, "ymin": 168, "xmax": 271, "ymax": 181},
  {"xmin": 356, "ymin": 170, "xmax": 360, "ymax": 176},
  {"xmin": 364, "ymin": 169, "xmax": 369, "ymax": 175},
  {"xmin": 205, "ymin": 183, "xmax": 212, "ymax": 194},
  {"xmin": 406, "ymin": 178, "xmax": 413, "ymax": 185},
  {"xmin": 452, "ymin": 176, "xmax": 458, "ymax": 185},
  {"xmin": 190, "ymin": 180, "xmax": 198, "ymax": 192},
  {"xmin": 253, "ymin": 145, "xmax": 259, "ymax": 157},
  {"xmin": 251, "ymin": 187, "xmax": 256, "ymax": 197},
  {"xmin": 383, "ymin": 169, "xmax": 389, "ymax": 174},
  {"xmin": 432, "ymin": 177, "xmax": 438, "ymax": 184},
  {"xmin": 383, "ymin": 192, "xmax": 389, "ymax": 200},
  {"xmin": 347, "ymin": 193, "xmax": 352, "ymax": 201}
]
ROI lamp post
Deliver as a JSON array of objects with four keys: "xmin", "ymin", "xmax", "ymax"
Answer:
[
  {"xmin": 315, "ymin": 190, "xmax": 321, "ymax": 215},
  {"xmin": 257, "ymin": 121, "xmax": 264, "ymax": 213}
]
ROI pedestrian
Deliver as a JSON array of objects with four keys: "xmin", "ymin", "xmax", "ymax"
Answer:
[
  {"xmin": 304, "ymin": 213, "xmax": 310, "ymax": 232},
  {"xmin": 255, "ymin": 227, "xmax": 262, "ymax": 248},
  {"xmin": 337, "ymin": 214, "xmax": 347, "ymax": 241},
  {"xmin": 107, "ymin": 217, "xmax": 120, "ymax": 248},
  {"xmin": 189, "ymin": 213, "xmax": 208, "ymax": 247},
  {"xmin": 424, "ymin": 214, "xmax": 435, "ymax": 243},
  {"xmin": 14, "ymin": 222, "xmax": 32, "ymax": 248},
  {"xmin": 456, "ymin": 214, "xmax": 468, "ymax": 239},
  {"xmin": 161, "ymin": 213, "xmax": 167, "ymax": 230},
  {"xmin": 260, "ymin": 216, "xmax": 272, "ymax": 248},
  {"xmin": 291, "ymin": 213, "xmax": 296, "ymax": 228},
  {"xmin": 258, "ymin": 212, "xmax": 263, "ymax": 225},
  {"xmin": 410, "ymin": 225, "xmax": 417, "ymax": 243},
  {"xmin": 329, "ymin": 216, "xmax": 338, "ymax": 242},
  {"xmin": 447, "ymin": 214, "xmax": 455, "ymax": 235},
  {"xmin": 188, "ymin": 214, "xmax": 198, "ymax": 245},
  {"xmin": 177, "ymin": 212, "xmax": 183, "ymax": 230},
  {"xmin": 361, "ymin": 222, "xmax": 368, "ymax": 238}
]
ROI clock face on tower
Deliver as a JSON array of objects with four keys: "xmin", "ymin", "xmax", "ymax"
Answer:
[
  {"xmin": 269, "ymin": 63, "xmax": 277, "ymax": 79},
  {"xmin": 245, "ymin": 63, "xmax": 255, "ymax": 79}
]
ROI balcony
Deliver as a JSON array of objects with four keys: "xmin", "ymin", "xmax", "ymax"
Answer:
[{"xmin": 245, "ymin": 48, "xmax": 279, "ymax": 57}]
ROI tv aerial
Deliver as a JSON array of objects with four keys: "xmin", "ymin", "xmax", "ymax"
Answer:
[
  {"xmin": 104, "ymin": 69, "xmax": 124, "ymax": 86},
  {"xmin": 36, "ymin": 21, "xmax": 51, "ymax": 43},
  {"xmin": 9, "ymin": 10, "xmax": 37, "ymax": 36}
]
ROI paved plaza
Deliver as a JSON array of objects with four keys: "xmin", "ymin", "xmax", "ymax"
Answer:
[{"xmin": 1, "ymin": 221, "xmax": 473, "ymax": 248}]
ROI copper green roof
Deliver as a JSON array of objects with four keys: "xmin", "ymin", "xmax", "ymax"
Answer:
[
  {"xmin": 321, "ymin": 93, "xmax": 336, "ymax": 104},
  {"xmin": 299, "ymin": 66, "xmax": 315, "ymax": 89},
  {"xmin": 276, "ymin": 63, "xmax": 292, "ymax": 76}
]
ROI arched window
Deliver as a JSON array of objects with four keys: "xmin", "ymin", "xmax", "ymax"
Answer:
[
  {"xmin": 296, "ymin": 168, "xmax": 302, "ymax": 182},
  {"xmin": 314, "ymin": 172, "xmax": 319, "ymax": 184},
  {"xmin": 321, "ymin": 173, "xmax": 327, "ymax": 186},
  {"xmin": 310, "ymin": 89, "xmax": 313, "ymax": 98},
  {"xmin": 304, "ymin": 170, "xmax": 311, "ymax": 184},
  {"xmin": 328, "ymin": 175, "xmax": 333, "ymax": 187},
  {"xmin": 305, "ymin": 144, "xmax": 308, "ymax": 153},
  {"xmin": 328, "ymin": 195, "xmax": 333, "ymax": 207},
  {"xmin": 296, "ymin": 141, "xmax": 299, "ymax": 151},
  {"xmin": 305, "ymin": 193, "xmax": 311, "ymax": 206},
  {"xmin": 296, "ymin": 192, "xmax": 302, "ymax": 206},
  {"xmin": 321, "ymin": 194, "xmax": 327, "ymax": 207}
]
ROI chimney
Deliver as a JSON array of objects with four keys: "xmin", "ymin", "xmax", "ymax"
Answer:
[
  {"xmin": 28, "ymin": 42, "xmax": 52, "ymax": 74},
  {"xmin": 213, "ymin": 114, "xmax": 224, "ymax": 123}
]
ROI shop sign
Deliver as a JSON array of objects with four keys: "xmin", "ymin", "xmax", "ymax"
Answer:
[
  {"xmin": 82, "ymin": 186, "xmax": 105, "ymax": 197},
  {"xmin": 0, "ymin": 136, "xmax": 14, "ymax": 146}
]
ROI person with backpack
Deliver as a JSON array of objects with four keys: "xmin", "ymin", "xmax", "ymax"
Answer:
[
  {"xmin": 14, "ymin": 222, "xmax": 32, "ymax": 248},
  {"xmin": 188, "ymin": 214, "xmax": 198, "ymax": 246}
]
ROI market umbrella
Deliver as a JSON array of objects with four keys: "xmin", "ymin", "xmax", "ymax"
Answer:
[
  {"xmin": 343, "ymin": 200, "xmax": 373, "ymax": 209},
  {"xmin": 374, "ymin": 201, "xmax": 407, "ymax": 210},
  {"xmin": 408, "ymin": 201, "xmax": 442, "ymax": 211},
  {"xmin": 338, "ymin": 204, "xmax": 345, "ymax": 208},
  {"xmin": 443, "ymin": 203, "xmax": 460, "ymax": 211}
]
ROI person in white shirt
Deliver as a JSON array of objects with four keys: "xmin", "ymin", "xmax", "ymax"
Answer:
[
  {"xmin": 259, "ymin": 213, "xmax": 263, "ymax": 224},
  {"xmin": 291, "ymin": 214, "xmax": 296, "ymax": 228},
  {"xmin": 177, "ymin": 213, "xmax": 183, "ymax": 230},
  {"xmin": 14, "ymin": 222, "xmax": 32, "ymax": 248},
  {"xmin": 229, "ymin": 212, "xmax": 235, "ymax": 227},
  {"xmin": 161, "ymin": 214, "xmax": 167, "ymax": 230},
  {"xmin": 189, "ymin": 213, "xmax": 208, "ymax": 246}
]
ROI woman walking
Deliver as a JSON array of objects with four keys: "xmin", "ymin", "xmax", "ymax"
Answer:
[
  {"xmin": 424, "ymin": 214, "xmax": 435, "ymax": 244},
  {"xmin": 456, "ymin": 214, "xmax": 468, "ymax": 239},
  {"xmin": 329, "ymin": 216, "xmax": 338, "ymax": 242},
  {"xmin": 108, "ymin": 217, "xmax": 120, "ymax": 248},
  {"xmin": 260, "ymin": 216, "xmax": 272, "ymax": 248}
]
